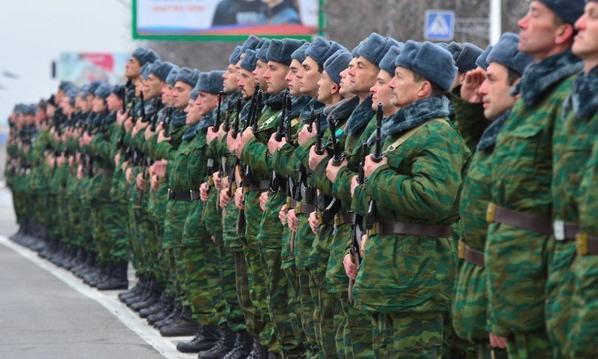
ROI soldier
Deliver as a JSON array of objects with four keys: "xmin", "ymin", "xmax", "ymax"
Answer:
[
  {"xmin": 451, "ymin": 33, "xmax": 532, "ymax": 359},
  {"xmin": 549, "ymin": 1, "xmax": 597, "ymax": 357},
  {"xmin": 347, "ymin": 41, "xmax": 469, "ymax": 357},
  {"xmin": 484, "ymin": 1, "xmax": 584, "ymax": 357}
]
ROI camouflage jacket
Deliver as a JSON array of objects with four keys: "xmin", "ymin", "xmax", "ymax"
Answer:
[
  {"xmin": 485, "ymin": 50, "xmax": 582, "ymax": 336},
  {"xmin": 352, "ymin": 96, "xmax": 469, "ymax": 313}
]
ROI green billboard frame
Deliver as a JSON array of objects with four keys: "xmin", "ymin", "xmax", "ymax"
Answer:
[{"xmin": 132, "ymin": 0, "xmax": 325, "ymax": 41}]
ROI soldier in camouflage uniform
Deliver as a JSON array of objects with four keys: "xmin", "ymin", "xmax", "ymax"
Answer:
[
  {"xmin": 451, "ymin": 33, "xmax": 532, "ymax": 359},
  {"xmin": 484, "ymin": 1, "xmax": 583, "ymax": 357},
  {"xmin": 347, "ymin": 41, "xmax": 469, "ymax": 357},
  {"xmin": 548, "ymin": 2, "xmax": 597, "ymax": 357}
]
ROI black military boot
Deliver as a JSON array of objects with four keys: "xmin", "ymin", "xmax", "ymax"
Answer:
[
  {"xmin": 222, "ymin": 331, "xmax": 253, "ymax": 359},
  {"xmin": 119, "ymin": 276, "xmax": 145, "ymax": 302},
  {"xmin": 148, "ymin": 297, "xmax": 175, "ymax": 326},
  {"xmin": 198, "ymin": 324, "xmax": 236, "ymax": 359},
  {"xmin": 140, "ymin": 290, "xmax": 169, "ymax": 318},
  {"xmin": 88, "ymin": 264, "xmax": 111, "ymax": 287},
  {"xmin": 155, "ymin": 299, "xmax": 183, "ymax": 329},
  {"xmin": 96, "ymin": 261, "xmax": 128, "ymax": 290},
  {"xmin": 246, "ymin": 339, "xmax": 268, "ymax": 359},
  {"xmin": 159, "ymin": 306, "xmax": 199, "ymax": 337},
  {"xmin": 176, "ymin": 325, "xmax": 219, "ymax": 353},
  {"xmin": 125, "ymin": 279, "xmax": 155, "ymax": 307},
  {"xmin": 131, "ymin": 285, "xmax": 161, "ymax": 312}
]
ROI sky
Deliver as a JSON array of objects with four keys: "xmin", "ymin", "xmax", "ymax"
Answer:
[{"xmin": 0, "ymin": 0, "xmax": 135, "ymax": 130}]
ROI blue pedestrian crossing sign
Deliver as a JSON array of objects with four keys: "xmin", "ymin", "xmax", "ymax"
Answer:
[{"xmin": 424, "ymin": 10, "xmax": 455, "ymax": 41}]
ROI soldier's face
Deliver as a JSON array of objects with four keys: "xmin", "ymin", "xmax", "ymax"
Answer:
[
  {"xmin": 145, "ymin": 74, "xmax": 164, "ymax": 100},
  {"xmin": 173, "ymin": 81, "xmax": 193, "ymax": 109},
  {"xmin": 238, "ymin": 69, "xmax": 256, "ymax": 99},
  {"xmin": 339, "ymin": 66, "xmax": 352, "ymax": 97},
  {"xmin": 161, "ymin": 85, "xmax": 173, "ymax": 105},
  {"xmin": 92, "ymin": 97, "xmax": 106, "ymax": 113},
  {"xmin": 370, "ymin": 70, "xmax": 395, "ymax": 113},
  {"xmin": 223, "ymin": 64, "xmax": 239, "ymax": 93},
  {"xmin": 185, "ymin": 97, "xmax": 201, "ymax": 125},
  {"xmin": 316, "ymin": 71, "xmax": 338, "ymax": 105},
  {"xmin": 285, "ymin": 59, "xmax": 302, "ymax": 96},
  {"xmin": 126, "ymin": 58, "xmax": 141, "ymax": 78},
  {"xmin": 107, "ymin": 93, "xmax": 123, "ymax": 112},
  {"xmin": 46, "ymin": 104, "xmax": 56, "ymax": 118},
  {"xmin": 253, "ymin": 60, "xmax": 268, "ymax": 89},
  {"xmin": 298, "ymin": 56, "xmax": 321, "ymax": 97},
  {"xmin": 478, "ymin": 63, "xmax": 517, "ymax": 120},
  {"xmin": 573, "ymin": 2, "xmax": 598, "ymax": 66},
  {"xmin": 389, "ymin": 67, "xmax": 425, "ymax": 108},
  {"xmin": 347, "ymin": 56, "xmax": 378, "ymax": 95},
  {"xmin": 198, "ymin": 92, "xmax": 218, "ymax": 114},
  {"xmin": 264, "ymin": 61, "xmax": 289, "ymax": 94},
  {"xmin": 518, "ymin": 1, "xmax": 571, "ymax": 60}
]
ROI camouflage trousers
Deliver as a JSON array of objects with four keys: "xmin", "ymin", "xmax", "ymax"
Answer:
[
  {"xmin": 546, "ymin": 239, "xmax": 576, "ymax": 358},
  {"xmin": 294, "ymin": 214, "xmax": 319, "ymax": 357},
  {"xmin": 91, "ymin": 199, "xmax": 111, "ymax": 264},
  {"xmin": 243, "ymin": 190, "xmax": 269, "ymax": 342},
  {"xmin": 162, "ymin": 199, "xmax": 192, "ymax": 297},
  {"xmin": 373, "ymin": 311, "xmax": 443, "ymax": 358},
  {"xmin": 452, "ymin": 262, "xmax": 489, "ymax": 343},
  {"xmin": 258, "ymin": 192, "xmax": 303, "ymax": 357},
  {"xmin": 567, "ymin": 252, "xmax": 598, "ymax": 358},
  {"xmin": 181, "ymin": 201, "xmax": 221, "ymax": 325},
  {"xmin": 506, "ymin": 328, "xmax": 551, "ymax": 359}
]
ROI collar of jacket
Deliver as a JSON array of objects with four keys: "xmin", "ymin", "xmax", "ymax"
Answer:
[
  {"xmin": 299, "ymin": 98, "xmax": 324, "ymax": 124},
  {"xmin": 171, "ymin": 108, "xmax": 187, "ymax": 131},
  {"xmin": 182, "ymin": 122, "xmax": 200, "ymax": 141},
  {"xmin": 476, "ymin": 110, "xmax": 510, "ymax": 152},
  {"xmin": 515, "ymin": 50, "xmax": 582, "ymax": 107},
  {"xmin": 264, "ymin": 90, "xmax": 285, "ymax": 110},
  {"xmin": 569, "ymin": 66, "xmax": 598, "ymax": 120},
  {"xmin": 289, "ymin": 95, "xmax": 311, "ymax": 119},
  {"xmin": 325, "ymin": 95, "xmax": 360, "ymax": 131},
  {"xmin": 373, "ymin": 95, "xmax": 451, "ymax": 143},
  {"xmin": 346, "ymin": 95, "xmax": 374, "ymax": 136}
]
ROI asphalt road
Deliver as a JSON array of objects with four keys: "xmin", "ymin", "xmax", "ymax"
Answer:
[{"xmin": 0, "ymin": 186, "xmax": 193, "ymax": 359}]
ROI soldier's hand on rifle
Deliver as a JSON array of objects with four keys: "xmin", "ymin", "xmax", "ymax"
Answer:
[
  {"xmin": 308, "ymin": 211, "xmax": 319, "ymax": 234},
  {"xmin": 206, "ymin": 126, "xmax": 219, "ymax": 145},
  {"xmin": 238, "ymin": 127, "xmax": 255, "ymax": 154},
  {"xmin": 308, "ymin": 146, "xmax": 327, "ymax": 171},
  {"xmin": 157, "ymin": 129, "xmax": 170, "ymax": 143},
  {"xmin": 219, "ymin": 188, "xmax": 231, "ymax": 208},
  {"xmin": 259, "ymin": 191, "xmax": 268, "ymax": 211},
  {"xmin": 267, "ymin": 132, "xmax": 285, "ymax": 155},
  {"xmin": 287, "ymin": 209, "xmax": 298, "ymax": 232},
  {"xmin": 343, "ymin": 253, "xmax": 358, "ymax": 280},
  {"xmin": 298, "ymin": 124, "xmax": 316, "ymax": 146},
  {"xmin": 364, "ymin": 154, "xmax": 387, "ymax": 178},
  {"xmin": 234, "ymin": 187, "xmax": 244, "ymax": 210},
  {"xmin": 114, "ymin": 153, "xmax": 121, "ymax": 167},
  {"xmin": 150, "ymin": 174, "xmax": 160, "ymax": 192},
  {"xmin": 461, "ymin": 68, "xmax": 485, "ymax": 103},
  {"xmin": 77, "ymin": 164, "xmax": 84, "ymax": 179},
  {"xmin": 125, "ymin": 167, "xmax": 134, "ymax": 183},
  {"xmin": 489, "ymin": 333, "xmax": 508, "ymax": 349},
  {"xmin": 124, "ymin": 117, "xmax": 133, "ymax": 131},
  {"xmin": 200, "ymin": 182, "xmax": 210, "ymax": 202},
  {"xmin": 152, "ymin": 159, "xmax": 167, "ymax": 178},
  {"xmin": 116, "ymin": 109, "xmax": 127, "ymax": 124},
  {"xmin": 278, "ymin": 206, "xmax": 288, "ymax": 225},
  {"xmin": 325, "ymin": 158, "xmax": 348, "ymax": 182},
  {"xmin": 226, "ymin": 131, "xmax": 237, "ymax": 154},
  {"xmin": 136, "ymin": 173, "xmax": 145, "ymax": 191},
  {"xmin": 144, "ymin": 125, "xmax": 154, "ymax": 140},
  {"xmin": 350, "ymin": 175, "xmax": 360, "ymax": 196}
]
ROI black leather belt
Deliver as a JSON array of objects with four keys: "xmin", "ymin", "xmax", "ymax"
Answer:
[
  {"xmin": 168, "ymin": 189, "xmax": 200, "ymax": 201},
  {"xmin": 487, "ymin": 203, "xmax": 552, "ymax": 235},
  {"xmin": 458, "ymin": 241, "xmax": 484, "ymax": 267},
  {"xmin": 370, "ymin": 221, "xmax": 452, "ymax": 238},
  {"xmin": 296, "ymin": 202, "xmax": 316, "ymax": 214},
  {"xmin": 335, "ymin": 211, "xmax": 354, "ymax": 226}
]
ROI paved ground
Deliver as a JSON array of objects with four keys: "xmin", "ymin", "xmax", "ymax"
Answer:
[{"xmin": 0, "ymin": 186, "xmax": 195, "ymax": 359}]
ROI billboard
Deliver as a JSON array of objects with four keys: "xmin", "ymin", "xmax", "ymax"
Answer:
[
  {"xmin": 133, "ymin": 0, "xmax": 323, "ymax": 40},
  {"xmin": 57, "ymin": 53, "xmax": 128, "ymax": 86}
]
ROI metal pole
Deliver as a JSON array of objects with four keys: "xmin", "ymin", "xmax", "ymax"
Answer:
[{"xmin": 489, "ymin": 0, "xmax": 502, "ymax": 44}]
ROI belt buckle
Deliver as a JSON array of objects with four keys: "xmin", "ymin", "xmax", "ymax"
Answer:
[
  {"xmin": 367, "ymin": 223, "xmax": 378, "ymax": 237},
  {"xmin": 296, "ymin": 202, "xmax": 302, "ymax": 213},
  {"xmin": 486, "ymin": 203, "xmax": 496, "ymax": 223},
  {"xmin": 576, "ymin": 233, "xmax": 589, "ymax": 256},
  {"xmin": 458, "ymin": 240, "xmax": 465, "ymax": 259},
  {"xmin": 168, "ymin": 188, "xmax": 172, "ymax": 199},
  {"xmin": 334, "ymin": 214, "xmax": 341, "ymax": 227},
  {"xmin": 553, "ymin": 220, "xmax": 565, "ymax": 241}
]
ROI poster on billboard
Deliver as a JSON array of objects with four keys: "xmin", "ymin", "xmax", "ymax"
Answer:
[
  {"xmin": 57, "ymin": 53, "xmax": 128, "ymax": 86},
  {"xmin": 133, "ymin": 0, "xmax": 322, "ymax": 40}
]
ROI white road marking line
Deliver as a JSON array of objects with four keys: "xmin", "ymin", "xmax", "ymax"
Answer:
[{"xmin": 0, "ymin": 235, "xmax": 195, "ymax": 359}]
